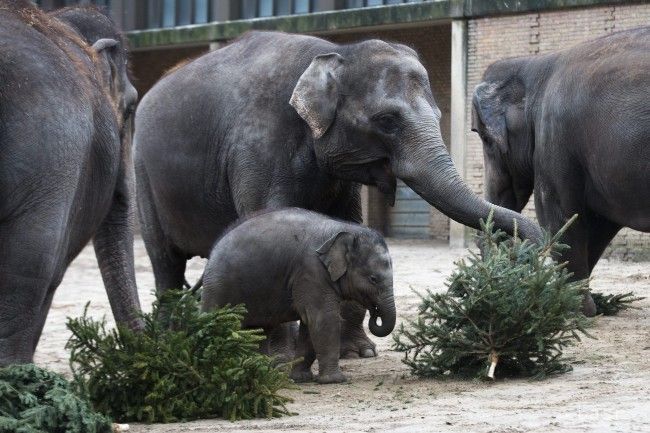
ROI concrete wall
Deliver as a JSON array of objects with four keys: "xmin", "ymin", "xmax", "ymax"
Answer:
[{"xmin": 465, "ymin": 3, "xmax": 650, "ymax": 260}]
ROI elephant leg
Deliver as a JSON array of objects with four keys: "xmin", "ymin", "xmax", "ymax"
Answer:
[
  {"xmin": 290, "ymin": 322, "xmax": 316, "ymax": 383},
  {"xmin": 339, "ymin": 301, "xmax": 376, "ymax": 358},
  {"xmin": 585, "ymin": 214, "xmax": 620, "ymax": 274},
  {"xmin": 0, "ymin": 216, "xmax": 65, "ymax": 365},
  {"xmin": 535, "ymin": 192, "xmax": 596, "ymax": 315},
  {"xmin": 326, "ymin": 184, "xmax": 377, "ymax": 359},
  {"xmin": 94, "ymin": 156, "xmax": 143, "ymax": 329},
  {"xmin": 307, "ymin": 308, "xmax": 346, "ymax": 384},
  {"xmin": 31, "ymin": 276, "xmax": 65, "ymax": 352},
  {"xmin": 137, "ymin": 166, "xmax": 187, "ymax": 293},
  {"xmin": 264, "ymin": 322, "xmax": 298, "ymax": 364}
]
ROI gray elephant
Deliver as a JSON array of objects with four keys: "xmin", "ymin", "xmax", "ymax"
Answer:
[
  {"xmin": 0, "ymin": 2, "xmax": 141, "ymax": 365},
  {"xmin": 471, "ymin": 27, "xmax": 650, "ymax": 315},
  {"xmin": 201, "ymin": 208, "xmax": 395, "ymax": 384},
  {"xmin": 135, "ymin": 31, "xmax": 542, "ymax": 359}
]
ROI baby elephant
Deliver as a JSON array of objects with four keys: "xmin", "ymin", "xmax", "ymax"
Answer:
[{"xmin": 201, "ymin": 208, "xmax": 396, "ymax": 384}]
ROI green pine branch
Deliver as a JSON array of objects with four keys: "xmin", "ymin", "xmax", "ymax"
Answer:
[{"xmin": 0, "ymin": 363, "xmax": 112, "ymax": 433}]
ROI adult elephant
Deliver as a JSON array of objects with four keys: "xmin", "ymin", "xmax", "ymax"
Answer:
[
  {"xmin": 135, "ymin": 31, "xmax": 541, "ymax": 358},
  {"xmin": 472, "ymin": 27, "xmax": 650, "ymax": 316},
  {"xmin": 0, "ymin": 2, "xmax": 141, "ymax": 365}
]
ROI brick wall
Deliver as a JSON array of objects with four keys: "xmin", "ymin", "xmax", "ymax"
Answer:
[
  {"xmin": 130, "ymin": 46, "xmax": 209, "ymax": 97},
  {"xmin": 326, "ymin": 24, "xmax": 452, "ymax": 239},
  {"xmin": 466, "ymin": 3, "xmax": 650, "ymax": 260}
]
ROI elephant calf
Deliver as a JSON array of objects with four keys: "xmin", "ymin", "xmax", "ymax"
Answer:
[{"xmin": 201, "ymin": 208, "xmax": 396, "ymax": 384}]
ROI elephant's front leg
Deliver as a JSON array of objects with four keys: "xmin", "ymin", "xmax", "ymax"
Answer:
[
  {"xmin": 327, "ymin": 184, "xmax": 377, "ymax": 359},
  {"xmin": 339, "ymin": 302, "xmax": 376, "ymax": 358},
  {"xmin": 307, "ymin": 308, "xmax": 347, "ymax": 384},
  {"xmin": 534, "ymin": 185, "xmax": 596, "ymax": 316}
]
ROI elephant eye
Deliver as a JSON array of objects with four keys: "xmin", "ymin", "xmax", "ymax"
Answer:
[
  {"xmin": 369, "ymin": 275, "xmax": 379, "ymax": 285},
  {"xmin": 373, "ymin": 112, "xmax": 400, "ymax": 135}
]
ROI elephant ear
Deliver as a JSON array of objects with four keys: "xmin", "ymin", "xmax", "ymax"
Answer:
[
  {"xmin": 472, "ymin": 82, "xmax": 508, "ymax": 153},
  {"xmin": 290, "ymin": 53, "xmax": 344, "ymax": 139},
  {"xmin": 92, "ymin": 38, "xmax": 119, "ymax": 52},
  {"xmin": 316, "ymin": 231, "xmax": 355, "ymax": 282}
]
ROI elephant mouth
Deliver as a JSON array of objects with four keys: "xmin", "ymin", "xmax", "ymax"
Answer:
[
  {"xmin": 335, "ymin": 159, "xmax": 396, "ymax": 206},
  {"xmin": 373, "ymin": 161, "xmax": 397, "ymax": 206}
]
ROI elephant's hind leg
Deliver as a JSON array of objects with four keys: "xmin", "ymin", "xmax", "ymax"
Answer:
[
  {"xmin": 290, "ymin": 322, "xmax": 315, "ymax": 383},
  {"xmin": 0, "ymin": 216, "xmax": 66, "ymax": 365},
  {"xmin": 264, "ymin": 322, "xmax": 298, "ymax": 365},
  {"xmin": 136, "ymin": 166, "xmax": 187, "ymax": 293}
]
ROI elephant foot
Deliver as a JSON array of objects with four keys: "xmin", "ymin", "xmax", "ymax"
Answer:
[
  {"xmin": 582, "ymin": 292, "xmax": 597, "ymax": 317},
  {"xmin": 340, "ymin": 323, "xmax": 376, "ymax": 359},
  {"xmin": 290, "ymin": 368, "xmax": 314, "ymax": 383},
  {"xmin": 316, "ymin": 370, "xmax": 347, "ymax": 384}
]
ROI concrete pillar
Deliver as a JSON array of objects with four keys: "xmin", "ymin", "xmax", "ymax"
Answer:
[
  {"xmin": 360, "ymin": 185, "xmax": 369, "ymax": 225},
  {"xmin": 449, "ymin": 19, "xmax": 468, "ymax": 248}
]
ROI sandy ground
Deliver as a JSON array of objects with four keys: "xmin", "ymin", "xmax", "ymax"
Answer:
[{"xmin": 34, "ymin": 238, "xmax": 650, "ymax": 433}]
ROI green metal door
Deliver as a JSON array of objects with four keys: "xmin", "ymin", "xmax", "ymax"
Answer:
[{"xmin": 388, "ymin": 181, "xmax": 430, "ymax": 238}]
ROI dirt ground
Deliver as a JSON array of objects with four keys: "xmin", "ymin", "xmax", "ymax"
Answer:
[{"xmin": 34, "ymin": 238, "xmax": 650, "ymax": 433}]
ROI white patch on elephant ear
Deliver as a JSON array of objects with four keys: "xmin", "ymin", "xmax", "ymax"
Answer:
[
  {"xmin": 290, "ymin": 53, "xmax": 344, "ymax": 139},
  {"xmin": 474, "ymin": 82, "xmax": 508, "ymax": 152}
]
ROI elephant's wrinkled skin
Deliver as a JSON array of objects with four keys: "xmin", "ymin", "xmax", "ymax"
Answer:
[
  {"xmin": 472, "ymin": 27, "xmax": 650, "ymax": 315},
  {"xmin": 201, "ymin": 208, "xmax": 396, "ymax": 384},
  {"xmin": 135, "ymin": 31, "xmax": 541, "ymax": 358},
  {"xmin": 0, "ymin": 2, "xmax": 141, "ymax": 365}
]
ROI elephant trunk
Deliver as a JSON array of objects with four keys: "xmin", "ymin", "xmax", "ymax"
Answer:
[
  {"xmin": 393, "ymin": 121, "xmax": 543, "ymax": 243},
  {"xmin": 368, "ymin": 292, "xmax": 396, "ymax": 338}
]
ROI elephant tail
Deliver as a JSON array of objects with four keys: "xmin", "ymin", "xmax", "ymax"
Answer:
[{"xmin": 180, "ymin": 275, "xmax": 203, "ymax": 303}]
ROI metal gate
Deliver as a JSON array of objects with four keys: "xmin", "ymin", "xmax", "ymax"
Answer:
[{"xmin": 388, "ymin": 181, "xmax": 430, "ymax": 238}]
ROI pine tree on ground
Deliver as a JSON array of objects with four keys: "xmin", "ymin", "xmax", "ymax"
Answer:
[
  {"xmin": 393, "ymin": 214, "xmax": 592, "ymax": 380},
  {"xmin": 66, "ymin": 291, "xmax": 294, "ymax": 423}
]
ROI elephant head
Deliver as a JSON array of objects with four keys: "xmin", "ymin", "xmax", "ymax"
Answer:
[
  {"xmin": 471, "ymin": 58, "xmax": 535, "ymax": 213},
  {"xmin": 52, "ymin": 7, "xmax": 138, "ymax": 129},
  {"xmin": 317, "ymin": 230, "xmax": 396, "ymax": 338},
  {"xmin": 290, "ymin": 40, "xmax": 542, "ymax": 242}
]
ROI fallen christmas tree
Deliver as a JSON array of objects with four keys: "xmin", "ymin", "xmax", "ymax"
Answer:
[
  {"xmin": 591, "ymin": 291, "xmax": 644, "ymax": 316},
  {"xmin": 66, "ymin": 291, "xmax": 294, "ymax": 423},
  {"xmin": 393, "ymin": 214, "xmax": 593, "ymax": 380},
  {"xmin": 0, "ymin": 363, "xmax": 112, "ymax": 433}
]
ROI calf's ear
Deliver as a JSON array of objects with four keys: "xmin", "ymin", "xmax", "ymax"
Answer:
[{"xmin": 316, "ymin": 231, "xmax": 354, "ymax": 282}]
